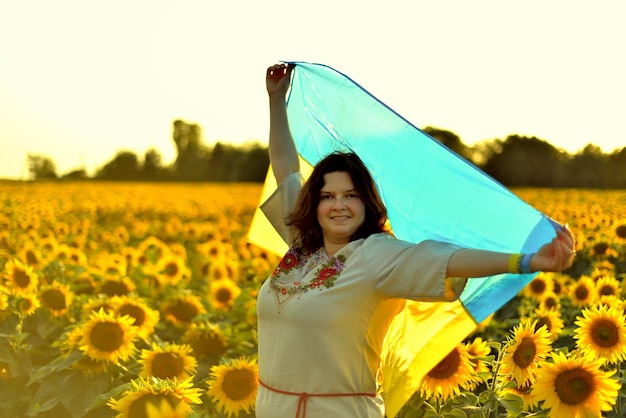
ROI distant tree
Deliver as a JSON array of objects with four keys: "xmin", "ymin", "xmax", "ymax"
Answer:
[
  {"xmin": 27, "ymin": 154, "xmax": 58, "ymax": 180},
  {"xmin": 482, "ymin": 135, "xmax": 563, "ymax": 187},
  {"xmin": 235, "ymin": 143, "xmax": 269, "ymax": 182},
  {"xmin": 605, "ymin": 147, "xmax": 626, "ymax": 188},
  {"xmin": 141, "ymin": 148, "xmax": 170, "ymax": 181},
  {"xmin": 172, "ymin": 119, "xmax": 210, "ymax": 180},
  {"xmin": 95, "ymin": 150, "xmax": 140, "ymax": 180},
  {"xmin": 560, "ymin": 144, "xmax": 607, "ymax": 188},
  {"xmin": 62, "ymin": 169, "xmax": 88, "ymax": 180},
  {"xmin": 422, "ymin": 126, "xmax": 472, "ymax": 162},
  {"xmin": 208, "ymin": 142, "xmax": 243, "ymax": 181}
]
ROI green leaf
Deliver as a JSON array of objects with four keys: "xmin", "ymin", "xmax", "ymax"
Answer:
[
  {"xmin": 497, "ymin": 392, "xmax": 524, "ymax": 415},
  {"xmin": 60, "ymin": 371, "xmax": 110, "ymax": 418},
  {"xmin": 446, "ymin": 409, "xmax": 467, "ymax": 418},
  {"xmin": 27, "ymin": 349, "xmax": 82, "ymax": 385},
  {"xmin": 84, "ymin": 382, "xmax": 131, "ymax": 412}
]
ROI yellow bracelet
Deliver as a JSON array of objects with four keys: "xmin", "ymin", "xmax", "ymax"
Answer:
[{"xmin": 508, "ymin": 253, "xmax": 523, "ymax": 274}]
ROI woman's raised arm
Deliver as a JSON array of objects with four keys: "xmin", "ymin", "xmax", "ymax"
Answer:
[{"xmin": 266, "ymin": 63, "xmax": 300, "ymax": 184}]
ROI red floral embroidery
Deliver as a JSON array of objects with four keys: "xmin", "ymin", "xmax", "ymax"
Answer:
[
  {"xmin": 269, "ymin": 247, "xmax": 346, "ymax": 300},
  {"xmin": 318, "ymin": 267, "xmax": 337, "ymax": 281},
  {"xmin": 279, "ymin": 252, "xmax": 298, "ymax": 270}
]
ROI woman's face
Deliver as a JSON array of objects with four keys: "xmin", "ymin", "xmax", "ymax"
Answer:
[{"xmin": 317, "ymin": 171, "xmax": 366, "ymax": 248}]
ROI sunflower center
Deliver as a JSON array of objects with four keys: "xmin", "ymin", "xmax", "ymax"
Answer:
[
  {"xmin": 151, "ymin": 353, "xmax": 184, "ymax": 379},
  {"xmin": 535, "ymin": 318, "xmax": 552, "ymax": 334},
  {"xmin": 189, "ymin": 332, "xmax": 227, "ymax": 356},
  {"xmin": 128, "ymin": 394, "xmax": 179, "ymax": 418},
  {"xmin": 216, "ymin": 288, "xmax": 233, "ymax": 304},
  {"xmin": 119, "ymin": 304, "xmax": 146, "ymax": 327},
  {"xmin": 168, "ymin": 301, "xmax": 199, "ymax": 322},
  {"xmin": 164, "ymin": 262, "xmax": 179, "ymax": 276},
  {"xmin": 427, "ymin": 348, "xmax": 460, "ymax": 379},
  {"xmin": 90, "ymin": 322, "xmax": 124, "ymax": 352},
  {"xmin": 13, "ymin": 268, "xmax": 31, "ymax": 288},
  {"xmin": 575, "ymin": 285, "xmax": 589, "ymax": 300},
  {"xmin": 591, "ymin": 319, "xmax": 619, "ymax": 348},
  {"xmin": 41, "ymin": 289, "xmax": 67, "ymax": 310},
  {"xmin": 222, "ymin": 368, "xmax": 256, "ymax": 401},
  {"xmin": 544, "ymin": 297, "xmax": 558, "ymax": 309},
  {"xmin": 599, "ymin": 285, "xmax": 615, "ymax": 297},
  {"xmin": 100, "ymin": 280, "xmax": 131, "ymax": 296},
  {"xmin": 512, "ymin": 337, "xmax": 536, "ymax": 368},
  {"xmin": 18, "ymin": 298, "xmax": 34, "ymax": 312},
  {"xmin": 25, "ymin": 250, "xmax": 39, "ymax": 265},
  {"xmin": 531, "ymin": 279, "xmax": 546, "ymax": 294},
  {"xmin": 554, "ymin": 367, "xmax": 595, "ymax": 405}
]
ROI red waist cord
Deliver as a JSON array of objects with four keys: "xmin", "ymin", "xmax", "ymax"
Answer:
[{"xmin": 258, "ymin": 378, "xmax": 377, "ymax": 418}]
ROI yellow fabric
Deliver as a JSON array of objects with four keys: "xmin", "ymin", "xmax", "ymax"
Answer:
[
  {"xmin": 247, "ymin": 159, "xmax": 313, "ymax": 256},
  {"xmin": 248, "ymin": 165, "xmax": 478, "ymax": 417},
  {"xmin": 380, "ymin": 300, "xmax": 477, "ymax": 418}
]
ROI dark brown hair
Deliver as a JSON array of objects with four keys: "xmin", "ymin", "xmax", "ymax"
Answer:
[{"xmin": 287, "ymin": 152, "xmax": 390, "ymax": 253}]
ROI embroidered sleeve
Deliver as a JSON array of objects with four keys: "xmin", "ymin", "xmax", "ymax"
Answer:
[
  {"xmin": 361, "ymin": 234, "xmax": 463, "ymax": 300},
  {"xmin": 260, "ymin": 172, "xmax": 304, "ymax": 246}
]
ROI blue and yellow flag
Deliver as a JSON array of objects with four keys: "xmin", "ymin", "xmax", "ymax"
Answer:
[{"xmin": 248, "ymin": 61, "xmax": 561, "ymax": 417}]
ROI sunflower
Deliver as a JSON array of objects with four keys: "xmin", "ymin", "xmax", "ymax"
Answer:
[
  {"xmin": 550, "ymin": 273, "xmax": 571, "ymax": 297},
  {"xmin": 182, "ymin": 322, "xmax": 228, "ymax": 358},
  {"xmin": 538, "ymin": 291, "xmax": 561, "ymax": 311},
  {"xmin": 462, "ymin": 337, "xmax": 492, "ymax": 391},
  {"xmin": 523, "ymin": 272, "xmax": 553, "ymax": 300},
  {"xmin": 139, "ymin": 342, "xmax": 198, "ymax": 381},
  {"xmin": 531, "ymin": 307, "xmax": 565, "ymax": 341},
  {"xmin": 97, "ymin": 276, "xmax": 136, "ymax": 297},
  {"xmin": 108, "ymin": 376, "xmax": 203, "ymax": 418},
  {"xmin": 111, "ymin": 295, "xmax": 160, "ymax": 341},
  {"xmin": 145, "ymin": 398, "xmax": 190, "ymax": 418},
  {"xmin": 137, "ymin": 236, "xmax": 169, "ymax": 263},
  {"xmin": 66, "ymin": 247, "xmax": 88, "ymax": 266},
  {"xmin": 95, "ymin": 254, "xmax": 129, "ymax": 280},
  {"xmin": 207, "ymin": 357, "xmax": 258, "ymax": 418},
  {"xmin": 569, "ymin": 276, "xmax": 597, "ymax": 308},
  {"xmin": 14, "ymin": 294, "xmax": 41, "ymax": 317},
  {"xmin": 162, "ymin": 294, "xmax": 206, "ymax": 326},
  {"xmin": 419, "ymin": 344, "xmax": 474, "ymax": 401},
  {"xmin": 574, "ymin": 303, "xmax": 626, "ymax": 364},
  {"xmin": 39, "ymin": 282, "xmax": 73, "ymax": 317},
  {"xmin": 81, "ymin": 295, "xmax": 116, "ymax": 319},
  {"xmin": 18, "ymin": 244, "xmax": 45, "ymax": 268},
  {"xmin": 595, "ymin": 275, "xmax": 622, "ymax": 299},
  {"xmin": 533, "ymin": 352, "xmax": 620, "ymax": 418},
  {"xmin": 208, "ymin": 279, "xmax": 241, "ymax": 311},
  {"xmin": 0, "ymin": 286, "xmax": 8, "ymax": 315},
  {"xmin": 38, "ymin": 235, "xmax": 59, "ymax": 256},
  {"xmin": 196, "ymin": 240, "xmax": 226, "ymax": 261},
  {"xmin": 72, "ymin": 272, "xmax": 97, "ymax": 295},
  {"xmin": 3, "ymin": 258, "xmax": 38, "ymax": 295},
  {"xmin": 497, "ymin": 365, "xmax": 538, "ymax": 412},
  {"xmin": 155, "ymin": 255, "xmax": 189, "ymax": 287},
  {"xmin": 501, "ymin": 320, "xmax": 552, "ymax": 385},
  {"xmin": 78, "ymin": 308, "xmax": 138, "ymax": 364}
]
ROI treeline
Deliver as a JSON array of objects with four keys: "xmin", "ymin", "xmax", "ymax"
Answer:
[{"xmin": 26, "ymin": 120, "xmax": 626, "ymax": 188}]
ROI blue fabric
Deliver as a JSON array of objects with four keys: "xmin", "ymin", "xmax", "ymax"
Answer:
[{"xmin": 285, "ymin": 61, "xmax": 561, "ymax": 322}]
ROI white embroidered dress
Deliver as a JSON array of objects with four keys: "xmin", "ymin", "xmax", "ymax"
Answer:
[{"xmin": 256, "ymin": 172, "xmax": 461, "ymax": 418}]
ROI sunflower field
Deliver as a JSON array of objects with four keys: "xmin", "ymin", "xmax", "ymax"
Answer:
[{"xmin": 1, "ymin": 181, "xmax": 626, "ymax": 418}]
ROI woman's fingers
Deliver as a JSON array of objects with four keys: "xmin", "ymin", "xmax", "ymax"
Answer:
[{"xmin": 267, "ymin": 64, "xmax": 290, "ymax": 79}]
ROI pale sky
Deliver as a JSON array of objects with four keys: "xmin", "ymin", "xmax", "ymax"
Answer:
[{"xmin": 1, "ymin": 0, "xmax": 624, "ymax": 179}]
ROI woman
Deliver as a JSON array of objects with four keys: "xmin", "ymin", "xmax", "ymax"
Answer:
[{"xmin": 255, "ymin": 63, "xmax": 575, "ymax": 418}]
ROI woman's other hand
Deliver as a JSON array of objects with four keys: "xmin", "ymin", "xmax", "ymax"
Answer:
[{"xmin": 531, "ymin": 224, "xmax": 576, "ymax": 272}]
